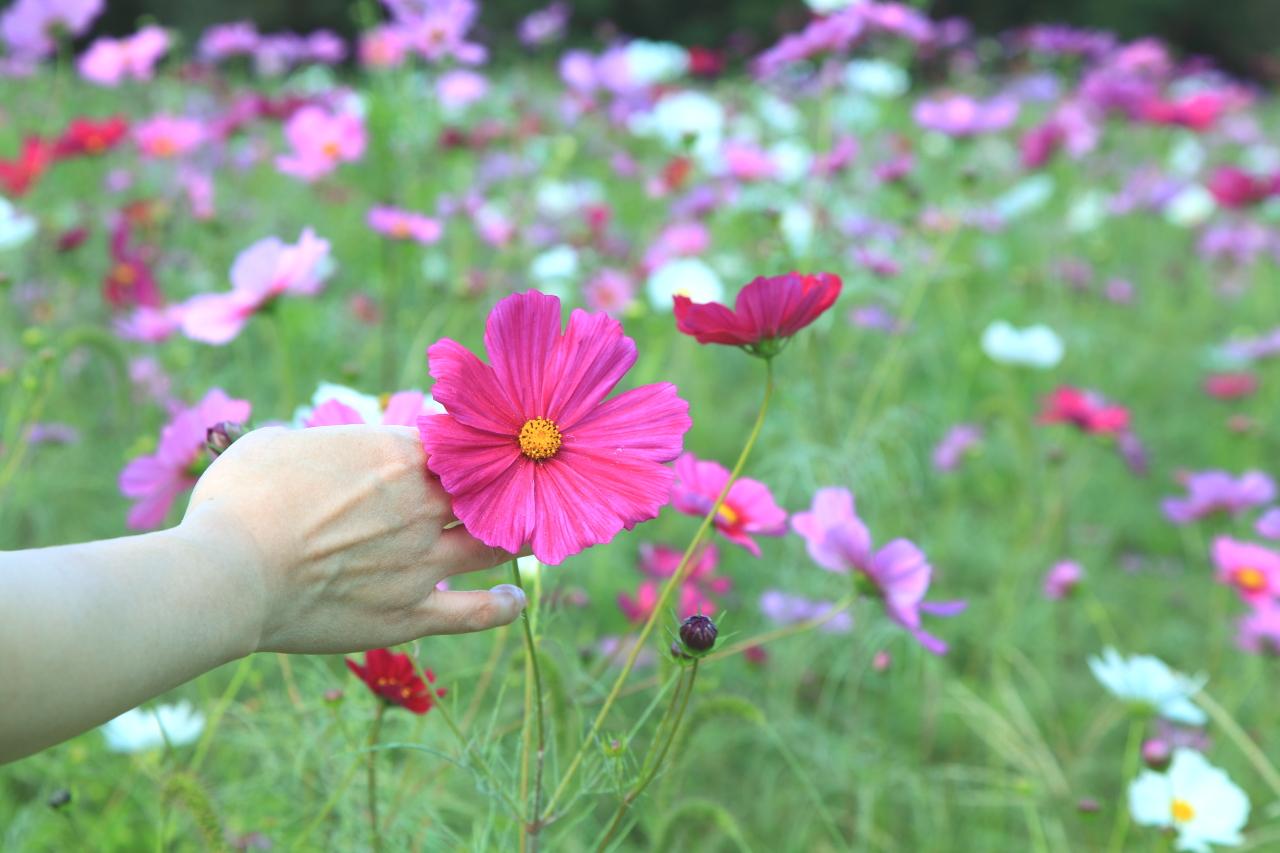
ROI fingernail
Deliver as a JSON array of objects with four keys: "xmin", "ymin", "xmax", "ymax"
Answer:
[{"xmin": 490, "ymin": 583, "xmax": 526, "ymax": 610}]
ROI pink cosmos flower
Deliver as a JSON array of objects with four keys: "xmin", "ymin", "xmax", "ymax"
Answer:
[
  {"xmin": 401, "ymin": 0, "xmax": 486, "ymax": 65},
  {"xmin": 305, "ymin": 391, "xmax": 437, "ymax": 428},
  {"xmin": 643, "ymin": 221, "xmax": 710, "ymax": 272},
  {"xmin": 932, "ymin": 423, "xmax": 983, "ymax": 472},
  {"xmin": 78, "ymin": 25, "xmax": 169, "ymax": 86},
  {"xmin": 275, "ymin": 106, "xmax": 366, "ymax": 182},
  {"xmin": 618, "ymin": 541, "xmax": 730, "ymax": 623},
  {"xmin": 791, "ymin": 487, "xmax": 965, "ymax": 654},
  {"xmin": 1037, "ymin": 386, "xmax": 1130, "ymax": 435},
  {"xmin": 180, "ymin": 228, "xmax": 329, "ymax": 345},
  {"xmin": 1256, "ymin": 508, "xmax": 1280, "ymax": 540},
  {"xmin": 119, "ymin": 389, "xmax": 250, "ymax": 529},
  {"xmin": 1211, "ymin": 537, "xmax": 1280, "ymax": 605},
  {"xmin": 1207, "ymin": 166, "xmax": 1277, "ymax": 209},
  {"xmin": 198, "ymin": 21, "xmax": 258, "ymax": 62},
  {"xmin": 1237, "ymin": 602, "xmax": 1280, "ymax": 655},
  {"xmin": 134, "ymin": 115, "xmax": 205, "ymax": 159},
  {"xmin": 518, "ymin": 2, "xmax": 569, "ymax": 47},
  {"xmin": 1, "ymin": 0, "xmax": 102, "ymax": 60},
  {"xmin": 367, "ymin": 206, "xmax": 443, "ymax": 244},
  {"xmin": 722, "ymin": 141, "xmax": 778, "ymax": 182},
  {"xmin": 913, "ymin": 94, "xmax": 1020, "ymax": 137},
  {"xmin": 671, "ymin": 453, "xmax": 787, "ymax": 556},
  {"xmin": 418, "ymin": 291, "xmax": 691, "ymax": 565},
  {"xmin": 673, "ymin": 272, "xmax": 842, "ymax": 357},
  {"xmin": 358, "ymin": 25, "xmax": 410, "ymax": 68},
  {"xmin": 1203, "ymin": 372, "xmax": 1258, "ymax": 400},
  {"xmin": 437, "ymin": 69, "xmax": 489, "ymax": 111},
  {"xmin": 583, "ymin": 268, "xmax": 635, "ymax": 317},
  {"xmin": 1162, "ymin": 470, "xmax": 1276, "ymax": 525},
  {"xmin": 1043, "ymin": 560, "xmax": 1084, "ymax": 600},
  {"xmin": 115, "ymin": 305, "xmax": 183, "ymax": 343}
]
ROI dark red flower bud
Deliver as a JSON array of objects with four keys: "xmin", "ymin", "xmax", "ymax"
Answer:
[
  {"xmin": 47, "ymin": 788, "xmax": 72, "ymax": 809},
  {"xmin": 206, "ymin": 421, "xmax": 247, "ymax": 457},
  {"xmin": 679, "ymin": 614, "xmax": 718, "ymax": 653}
]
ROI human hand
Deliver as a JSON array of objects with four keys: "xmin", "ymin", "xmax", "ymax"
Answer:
[{"xmin": 182, "ymin": 424, "xmax": 526, "ymax": 655}]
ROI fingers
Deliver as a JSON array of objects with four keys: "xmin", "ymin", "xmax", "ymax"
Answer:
[
  {"xmin": 416, "ymin": 586, "xmax": 526, "ymax": 635},
  {"xmin": 434, "ymin": 526, "xmax": 519, "ymax": 576}
]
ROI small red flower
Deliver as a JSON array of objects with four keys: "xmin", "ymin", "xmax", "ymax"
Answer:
[
  {"xmin": 1204, "ymin": 372, "xmax": 1258, "ymax": 400},
  {"xmin": 0, "ymin": 136, "xmax": 54, "ymax": 197},
  {"xmin": 103, "ymin": 220, "xmax": 162, "ymax": 310},
  {"xmin": 1207, "ymin": 167, "xmax": 1277, "ymax": 209},
  {"xmin": 674, "ymin": 272, "xmax": 842, "ymax": 357},
  {"xmin": 345, "ymin": 648, "xmax": 445, "ymax": 715},
  {"xmin": 1037, "ymin": 386, "xmax": 1130, "ymax": 435},
  {"xmin": 53, "ymin": 116, "xmax": 130, "ymax": 160},
  {"xmin": 687, "ymin": 46, "xmax": 724, "ymax": 78}
]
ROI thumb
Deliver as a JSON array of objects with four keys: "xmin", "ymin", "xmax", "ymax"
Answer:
[{"xmin": 416, "ymin": 585, "xmax": 526, "ymax": 636}]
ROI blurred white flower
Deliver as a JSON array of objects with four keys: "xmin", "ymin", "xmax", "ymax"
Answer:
[
  {"xmin": 0, "ymin": 196, "xmax": 36, "ymax": 251},
  {"xmin": 632, "ymin": 90, "xmax": 725, "ymax": 160},
  {"xmin": 529, "ymin": 244, "xmax": 579, "ymax": 286},
  {"xmin": 844, "ymin": 59, "xmax": 909, "ymax": 99},
  {"xmin": 646, "ymin": 257, "xmax": 724, "ymax": 311},
  {"xmin": 294, "ymin": 382, "xmax": 383, "ymax": 426},
  {"xmin": 102, "ymin": 702, "xmax": 205, "ymax": 753},
  {"xmin": 779, "ymin": 203, "xmax": 816, "ymax": 257},
  {"xmin": 1088, "ymin": 648, "xmax": 1207, "ymax": 725},
  {"xmin": 1165, "ymin": 185, "xmax": 1216, "ymax": 227},
  {"xmin": 981, "ymin": 321, "xmax": 1064, "ymax": 368},
  {"xmin": 1067, "ymin": 190, "xmax": 1109, "ymax": 233},
  {"xmin": 769, "ymin": 140, "xmax": 814, "ymax": 183},
  {"xmin": 1129, "ymin": 749, "xmax": 1249, "ymax": 853},
  {"xmin": 622, "ymin": 39, "xmax": 688, "ymax": 86},
  {"xmin": 993, "ymin": 175, "xmax": 1055, "ymax": 221},
  {"xmin": 807, "ymin": 0, "xmax": 864, "ymax": 12},
  {"xmin": 756, "ymin": 93, "xmax": 802, "ymax": 134},
  {"xmin": 1167, "ymin": 134, "xmax": 1206, "ymax": 178}
]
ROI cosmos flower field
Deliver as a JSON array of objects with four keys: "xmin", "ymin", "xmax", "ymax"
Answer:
[{"xmin": 4, "ymin": 0, "xmax": 1280, "ymax": 849}]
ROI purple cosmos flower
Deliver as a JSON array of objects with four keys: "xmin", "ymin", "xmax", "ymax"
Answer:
[
  {"xmin": 1, "ymin": 0, "xmax": 102, "ymax": 60},
  {"xmin": 518, "ymin": 2, "xmax": 568, "ymax": 48},
  {"xmin": 1237, "ymin": 602, "xmax": 1280, "ymax": 655},
  {"xmin": 1043, "ymin": 561, "xmax": 1084, "ymax": 600},
  {"xmin": 1162, "ymin": 470, "xmax": 1276, "ymax": 525},
  {"xmin": 932, "ymin": 424, "xmax": 983, "ymax": 472},
  {"xmin": 792, "ymin": 487, "xmax": 965, "ymax": 654},
  {"xmin": 1256, "ymin": 508, "xmax": 1280, "ymax": 540},
  {"xmin": 913, "ymin": 93, "xmax": 1019, "ymax": 137}
]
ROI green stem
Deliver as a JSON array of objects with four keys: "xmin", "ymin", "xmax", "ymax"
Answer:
[
  {"xmin": 706, "ymin": 594, "xmax": 856, "ymax": 663},
  {"xmin": 433, "ymin": 699, "xmax": 523, "ymax": 817},
  {"xmin": 542, "ymin": 359, "xmax": 775, "ymax": 823},
  {"xmin": 367, "ymin": 703, "xmax": 387, "ymax": 853},
  {"xmin": 593, "ymin": 661, "xmax": 700, "ymax": 851},
  {"xmin": 1107, "ymin": 716, "xmax": 1144, "ymax": 853},
  {"xmin": 1197, "ymin": 689, "xmax": 1280, "ymax": 799},
  {"xmin": 512, "ymin": 560, "xmax": 546, "ymax": 849}
]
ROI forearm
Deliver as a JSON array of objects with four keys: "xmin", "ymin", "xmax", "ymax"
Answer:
[{"xmin": 0, "ymin": 507, "xmax": 264, "ymax": 763}]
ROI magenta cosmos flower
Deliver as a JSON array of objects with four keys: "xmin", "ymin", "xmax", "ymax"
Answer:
[
  {"xmin": 418, "ymin": 291, "xmax": 691, "ymax": 565},
  {"xmin": 913, "ymin": 94, "xmax": 1020, "ymax": 137},
  {"xmin": 1162, "ymin": 470, "xmax": 1276, "ymax": 525},
  {"xmin": 1237, "ymin": 602, "xmax": 1280, "ymax": 655},
  {"xmin": 367, "ymin": 206, "xmax": 443, "ymax": 244},
  {"xmin": 1211, "ymin": 537, "xmax": 1280, "ymax": 605},
  {"xmin": 275, "ymin": 106, "xmax": 366, "ymax": 182},
  {"xmin": 673, "ymin": 272, "xmax": 842, "ymax": 358},
  {"xmin": 180, "ymin": 228, "xmax": 329, "ymax": 345},
  {"xmin": 1043, "ymin": 560, "xmax": 1084, "ymax": 600},
  {"xmin": 134, "ymin": 114, "xmax": 205, "ymax": 160},
  {"xmin": 78, "ymin": 25, "xmax": 170, "ymax": 86},
  {"xmin": 671, "ymin": 453, "xmax": 787, "ymax": 556},
  {"xmin": 119, "ymin": 389, "xmax": 250, "ymax": 529},
  {"xmin": 792, "ymin": 487, "xmax": 966, "ymax": 654}
]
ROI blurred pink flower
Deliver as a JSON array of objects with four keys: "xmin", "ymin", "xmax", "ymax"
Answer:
[
  {"xmin": 367, "ymin": 206, "xmax": 443, "ymax": 244},
  {"xmin": 134, "ymin": 115, "xmax": 205, "ymax": 159},
  {"xmin": 119, "ymin": 389, "xmax": 250, "ymax": 529},
  {"xmin": 306, "ymin": 391, "xmax": 435, "ymax": 428},
  {"xmin": 759, "ymin": 590, "xmax": 853, "ymax": 633},
  {"xmin": 1237, "ymin": 602, "xmax": 1280, "ymax": 655},
  {"xmin": 1256, "ymin": 508, "xmax": 1280, "ymax": 540},
  {"xmin": 1043, "ymin": 560, "xmax": 1084, "ymax": 599},
  {"xmin": 1037, "ymin": 386, "xmax": 1130, "ymax": 435},
  {"xmin": 1, "ymin": 0, "xmax": 102, "ymax": 60},
  {"xmin": 518, "ymin": 2, "xmax": 569, "ymax": 48},
  {"xmin": 914, "ymin": 94, "xmax": 1019, "ymax": 136},
  {"xmin": 78, "ymin": 25, "xmax": 169, "ymax": 86},
  {"xmin": 181, "ymin": 228, "xmax": 329, "ymax": 345},
  {"xmin": 583, "ymin": 268, "xmax": 635, "ymax": 317},
  {"xmin": 932, "ymin": 424, "xmax": 983, "ymax": 472},
  {"xmin": 1212, "ymin": 537, "xmax": 1280, "ymax": 605},
  {"xmin": 418, "ymin": 291, "xmax": 691, "ymax": 565},
  {"xmin": 672, "ymin": 453, "xmax": 787, "ymax": 556},
  {"xmin": 437, "ymin": 69, "xmax": 488, "ymax": 110},
  {"xmin": 1162, "ymin": 470, "xmax": 1275, "ymax": 525},
  {"xmin": 276, "ymin": 107, "xmax": 366, "ymax": 182},
  {"xmin": 358, "ymin": 25, "xmax": 409, "ymax": 68}
]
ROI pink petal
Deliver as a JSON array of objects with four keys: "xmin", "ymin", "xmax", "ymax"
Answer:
[
  {"xmin": 483, "ymin": 291, "xmax": 563, "ymax": 418},
  {"xmin": 307, "ymin": 399, "xmax": 365, "ymax": 427},
  {"xmin": 544, "ymin": 308, "xmax": 637, "ymax": 429},
  {"xmin": 426, "ymin": 339, "xmax": 521, "ymax": 435},
  {"xmin": 381, "ymin": 391, "xmax": 425, "ymax": 426},
  {"xmin": 564, "ymin": 382, "xmax": 690, "ymax": 462},
  {"xmin": 180, "ymin": 293, "xmax": 251, "ymax": 345}
]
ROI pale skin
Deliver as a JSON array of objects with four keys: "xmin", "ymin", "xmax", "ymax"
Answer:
[{"xmin": 0, "ymin": 425, "xmax": 526, "ymax": 764}]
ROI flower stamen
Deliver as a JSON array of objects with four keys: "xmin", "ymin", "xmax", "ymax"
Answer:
[
  {"xmin": 519, "ymin": 417, "xmax": 562, "ymax": 461},
  {"xmin": 1171, "ymin": 798, "xmax": 1195, "ymax": 823}
]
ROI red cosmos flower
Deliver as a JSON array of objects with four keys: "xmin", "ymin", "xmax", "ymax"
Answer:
[
  {"xmin": 1141, "ymin": 92, "xmax": 1226, "ymax": 132},
  {"xmin": 1204, "ymin": 372, "xmax": 1258, "ymax": 400},
  {"xmin": 673, "ymin": 272, "xmax": 842, "ymax": 357},
  {"xmin": 687, "ymin": 46, "xmax": 724, "ymax": 77},
  {"xmin": 103, "ymin": 220, "xmax": 162, "ymax": 310},
  {"xmin": 1207, "ymin": 167, "xmax": 1278, "ymax": 209},
  {"xmin": 0, "ymin": 136, "xmax": 54, "ymax": 197},
  {"xmin": 53, "ymin": 116, "xmax": 129, "ymax": 160},
  {"xmin": 345, "ymin": 648, "xmax": 445, "ymax": 714},
  {"xmin": 1037, "ymin": 386, "xmax": 1130, "ymax": 435}
]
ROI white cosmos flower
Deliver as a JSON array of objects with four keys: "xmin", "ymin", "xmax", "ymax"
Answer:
[
  {"xmin": 993, "ymin": 175, "xmax": 1056, "ymax": 221},
  {"xmin": 807, "ymin": 0, "xmax": 864, "ymax": 12},
  {"xmin": 1165, "ymin": 185, "xmax": 1217, "ymax": 227},
  {"xmin": 844, "ymin": 59, "xmax": 909, "ymax": 99},
  {"xmin": 102, "ymin": 702, "xmax": 205, "ymax": 753},
  {"xmin": 1167, "ymin": 134, "xmax": 1206, "ymax": 178},
  {"xmin": 769, "ymin": 139, "xmax": 813, "ymax": 184},
  {"xmin": 0, "ymin": 196, "xmax": 36, "ymax": 251},
  {"xmin": 622, "ymin": 39, "xmax": 688, "ymax": 86},
  {"xmin": 646, "ymin": 257, "xmax": 724, "ymax": 311},
  {"xmin": 530, "ymin": 244, "xmax": 579, "ymax": 284},
  {"xmin": 1088, "ymin": 648, "xmax": 1207, "ymax": 725},
  {"xmin": 631, "ymin": 90, "xmax": 725, "ymax": 160},
  {"xmin": 980, "ymin": 321, "xmax": 1064, "ymax": 369},
  {"xmin": 1129, "ymin": 749, "xmax": 1249, "ymax": 853},
  {"xmin": 779, "ymin": 203, "xmax": 816, "ymax": 257},
  {"xmin": 1067, "ymin": 190, "xmax": 1109, "ymax": 233}
]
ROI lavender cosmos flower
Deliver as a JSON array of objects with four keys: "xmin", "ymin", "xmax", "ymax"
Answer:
[
  {"xmin": 759, "ymin": 590, "xmax": 852, "ymax": 633},
  {"xmin": 1162, "ymin": 470, "xmax": 1276, "ymax": 525},
  {"xmin": 913, "ymin": 94, "xmax": 1019, "ymax": 137},
  {"xmin": 1, "ymin": 0, "xmax": 103, "ymax": 60},
  {"xmin": 932, "ymin": 423, "xmax": 983, "ymax": 472}
]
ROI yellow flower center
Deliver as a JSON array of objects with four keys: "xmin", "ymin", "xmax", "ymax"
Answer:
[
  {"xmin": 112, "ymin": 262, "xmax": 136, "ymax": 286},
  {"xmin": 518, "ymin": 417, "xmax": 562, "ymax": 461},
  {"xmin": 390, "ymin": 219, "xmax": 412, "ymax": 238},
  {"xmin": 717, "ymin": 503, "xmax": 740, "ymax": 526},
  {"xmin": 152, "ymin": 137, "xmax": 176, "ymax": 157},
  {"xmin": 1236, "ymin": 567, "xmax": 1267, "ymax": 593},
  {"xmin": 322, "ymin": 140, "xmax": 341, "ymax": 159},
  {"xmin": 1171, "ymin": 798, "xmax": 1195, "ymax": 824}
]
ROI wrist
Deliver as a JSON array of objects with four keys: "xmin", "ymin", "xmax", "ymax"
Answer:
[{"xmin": 173, "ymin": 501, "xmax": 271, "ymax": 659}]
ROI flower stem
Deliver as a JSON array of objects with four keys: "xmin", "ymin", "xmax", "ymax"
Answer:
[
  {"xmin": 593, "ymin": 661, "xmax": 700, "ymax": 851},
  {"xmin": 366, "ymin": 703, "xmax": 387, "ymax": 853},
  {"xmin": 511, "ymin": 559, "xmax": 547, "ymax": 850},
  {"xmin": 1106, "ymin": 716, "xmax": 1144, "ymax": 853},
  {"xmin": 1196, "ymin": 689, "xmax": 1280, "ymax": 799},
  {"xmin": 706, "ymin": 594, "xmax": 856, "ymax": 663},
  {"xmin": 542, "ymin": 360, "xmax": 775, "ymax": 823}
]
